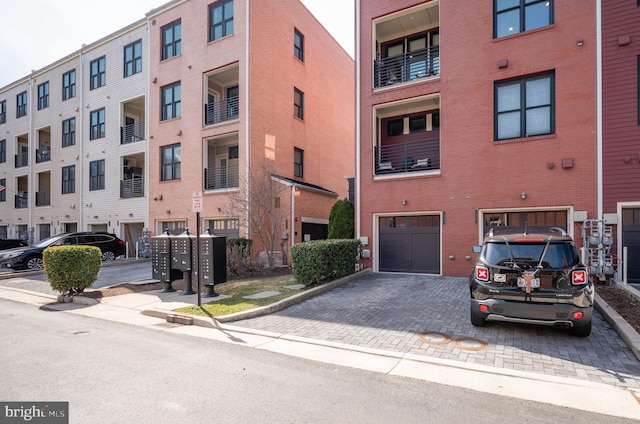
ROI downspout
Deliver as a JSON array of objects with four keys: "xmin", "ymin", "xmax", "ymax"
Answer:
[
  {"xmin": 596, "ymin": 0, "xmax": 603, "ymax": 221},
  {"xmin": 79, "ymin": 47, "xmax": 85, "ymax": 231},
  {"xmin": 27, "ymin": 75, "xmax": 33, "ymax": 242},
  {"xmin": 244, "ymin": 0, "xmax": 251, "ymax": 239},
  {"xmin": 145, "ymin": 17, "xmax": 151, "ymax": 234},
  {"xmin": 355, "ymin": 0, "xmax": 361, "ymax": 240},
  {"xmin": 290, "ymin": 185, "xmax": 295, "ymax": 248}
]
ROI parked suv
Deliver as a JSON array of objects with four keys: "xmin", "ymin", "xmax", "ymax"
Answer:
[
  {"xmin": 469, "ymin": 227, "xmax": 593, "ymax": 337},
  {"xmin": 0, "ymin": 239, "xmax": 28, "ymax": 251},
  {"xmin": 0, "ymin": 232, "xmax": 126, "ymax": 270}
]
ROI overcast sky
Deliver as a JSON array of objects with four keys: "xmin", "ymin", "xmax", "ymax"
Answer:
[{"xmin": 0, "ymin": 0, "xmax": 354, "ymax": 88}]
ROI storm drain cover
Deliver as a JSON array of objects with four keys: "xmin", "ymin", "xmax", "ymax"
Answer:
[
  {"xmin": 284, "ymin": 284, "xmax": 305, "ymax": 290},
  {"xmin": 243, "ymin": 291, "xmax": 281, "ymax": 299},
  {"xmin": 419, "ymin": 331, "xmax": 452, "ymax": 344},
  {"xmin": 453, "ymin": 337, "xmax": 488, "ymax": 351}
]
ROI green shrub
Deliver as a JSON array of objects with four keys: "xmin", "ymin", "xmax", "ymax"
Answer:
[
  {"xmin": 328, "ymin": 198, "xmax": 354, "ymax": 239},
  {"xmin": 43, "ymin": 246, "xmax": 101, "ymax": 295},
  {"xmin": 226, "ymin": 238, "xmax": 253, "ymax": 276},
  {"xmin": 291, "ymin": 239, "xmax": 361, "ymax": 285}
]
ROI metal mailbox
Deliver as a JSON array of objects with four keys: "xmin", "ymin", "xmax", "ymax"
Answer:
[
  {"xmin": 151, "ymin": 230, "xmax": 182, "ymax": 292},
  {"xmin": 193, "ymin": 229, "xmax": 227, "ymax": 297},
  {"xmin": 171, "ymin": 230, "xmax": 194, "ymax": 271}
]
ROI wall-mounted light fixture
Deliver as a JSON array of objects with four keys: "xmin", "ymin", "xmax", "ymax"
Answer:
[
  {"xmin": 576, "ymin": 39, "xmax": 584, "ymax": 47},
  {"xmin": 521, "ymin": 192, "xmax": 527, "ymax": 199},
  {"xmin": 153, "ymin": 195, "xmax": 163, "ymax": 201},
  {"xmin": 402, "ymin": 198, "xmax": 407, "ymax": 205}
]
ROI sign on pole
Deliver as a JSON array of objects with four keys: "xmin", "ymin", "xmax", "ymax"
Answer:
[{"xmin": 192, "ymin": 192, "xmax": 203, "ymax": 213}]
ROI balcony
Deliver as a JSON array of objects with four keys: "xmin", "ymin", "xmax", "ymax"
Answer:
[
  {"xmin": 15, "ymin": 193, "xmax": 28, "ymax": 209},
  {"xmin": 15, "ymin": 152, "xmax": 28, "ymax": 168},
  {"xmin": 120, "ymin": 177, "xmax": 144, "ymax": 198},
  {"xmin": 374, "ymin": 46, "xmax": 439, "ymax": 88},
  {"xmin": 36, "ymin": 148, "xmax": 51, "ymax": 163},
  {"xmin": 120, "ymin": 122, "xmax": 145, "ymax": 144},
  {"xmin": 204, "ymin": 164, "xmax": 239, "ymax": 190},
  {"xmin": 375, "ymin": 139, "xmax": 440, "ymax": 175},
  {"xmin": 35, "ymin": 191, "xmax": 50, "ymax": 207},
  {"xmin": 204, "ymin": 97, "xmax": 239, "ymax": 126}
]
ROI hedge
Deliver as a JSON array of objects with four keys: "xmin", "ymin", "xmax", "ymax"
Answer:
[
  {"xmin": 291, "ymin": 239, "xmax": 361, "ymax": 285},
  {"xmin": 43, "ymin": 246, "xmax": 101, "ymax": 295}
]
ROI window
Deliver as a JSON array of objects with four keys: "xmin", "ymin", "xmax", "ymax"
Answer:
[
  {"xmin": 161, "ymin": 144, "xmax": 181, "ymax": 181},
  {"xmin": 62, "ymin": 118, "xmax": 76, "ymax": 147},
  {"xmin": 162, "ymin": 20, "xmax": 182, "ymax": 60},
  {"xmin": 495, "ymin": 72, "xmax": 554, "ymax": 140},
  {"xmin": 0, "ymin": 100, "xmax": 5, "ymax": 124},
  {"xmin": 0, "ymin": 178, "xmax": 5, "ymax": 202},
  {"xmin": 209, "ymin": 0, "xmax": 234, "ymax": 42},
  {"xmin": 409, "ymin": 116, "xmax": 426, "ymax": 133},
  {"xmin": 90, "ymin": 56, "xmax": 106, "ymax": 90},
  {"xmin": 124, "ymin": 39, "xmax": 142, "ymax": 77},
  {"xmin": 37, "ymin": 81, "xmax": 49, "ymax": 110},
  {"xmin": 294, "ymin": 88, "xmax": 304, "ymax": 120},
  {"xmin": 294, "ymin": 147, "xmax": 304, "ymax": 178},
  {"xmin": 494, "ymin": 0, "xmax": 553, "ymax": 38},
  {"xmin": 89, "ymin": 160, "xmax": 105, "ymax": 191},
  {"xmin": 387, "ymin": 119, "xmax": 403, "ymax": 136},
  {"xmin": 62, "ymin": 69, "xmax": 76, "ymax": 100},
  {"xmin": 161, "ymin": 82, "xmax": 181, "ymax": 120},
  {"xmin": 294, "ymin": 28, "xmax": 304, "ymax": 61},
  {"xmin": 62, "ymin": 165, "xmax": 75, "ymax": 194},
  {"xmin": 0, "ymin": 140, "xmax": 5, "ymax": 163},
  {"xmin": 90, "ymin": 108, "xmax": 106, "ymax": 140},
  {"xmin": 16, "ymin": 91, "xmax": 27, "ymax": 118}
]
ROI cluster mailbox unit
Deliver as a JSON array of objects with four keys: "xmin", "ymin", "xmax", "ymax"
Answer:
[{"xmin": 151, "ymin": 229, "xmax": 227, "ymax": 296}]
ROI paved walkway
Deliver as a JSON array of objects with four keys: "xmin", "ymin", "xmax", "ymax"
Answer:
[{"xmin": 232, "ymin": 273, "xmax": 640, "ymax": 390}]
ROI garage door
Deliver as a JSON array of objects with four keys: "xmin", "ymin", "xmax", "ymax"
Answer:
[
  {"xmin": 622, "ymin": 208, "xmax": 640, "ymax": 284},
  {"xmin": 379, "ymin": 215, "xmax": 440, "ymax": 273}
]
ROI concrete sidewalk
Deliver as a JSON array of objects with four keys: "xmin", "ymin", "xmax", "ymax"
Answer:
[{"xmin": 1, "ymin": 277, "xmax": 640, "ymax": 419}]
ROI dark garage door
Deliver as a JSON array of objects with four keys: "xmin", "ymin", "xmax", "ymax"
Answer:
[
  {"xmin": 622, "ymin": 208, "xmax": 640, "ymax": 284},
  {"xmin": 379, "ymin": 215, "xmax": 440, "ymax": 274}
]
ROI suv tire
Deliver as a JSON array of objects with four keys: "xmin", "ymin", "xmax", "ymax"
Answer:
[
  {"xmin": 470, "ymin": 308, "xmax": 486, "ymax": 327},
  {"xmin": 25, "ymin": 256, "xmax": 44, "ymax": 270},
  {"xmin": 101, "ymin": 250, "xmax": 116, "ymax": 261},
  {"xmin": 570, "ymin": 320, "xmax": 592, "ymax": 337}
]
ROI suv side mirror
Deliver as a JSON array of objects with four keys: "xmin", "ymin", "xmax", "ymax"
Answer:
[{"xmin": 472, "ymin": 245, "xmax": 481, "ymax": 253}]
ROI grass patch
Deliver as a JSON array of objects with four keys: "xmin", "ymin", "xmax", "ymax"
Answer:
[{"xmin": 175, "ymin": 273, "xmax": 301, "ymax": 317}]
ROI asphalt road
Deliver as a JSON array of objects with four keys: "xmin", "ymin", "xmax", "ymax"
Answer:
[{"xmin": 0, "ymin": 299, "xmax": 635, "ymax": 424}]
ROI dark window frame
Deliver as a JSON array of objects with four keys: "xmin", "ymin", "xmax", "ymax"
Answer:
[
  {"xmin": 294, "ymin": 28, "xmax": 304, "ymax": 61},
  {"xmin": 209, "ymin": 0, "xmax": 234, "ymax": 42},
  {"xmin": 62, "ymin": 117, "xmax": 76, "ymax": 147},
  {"xmin": 494, "ymin": 71, "xmax": 555, "ymax": 141},
  {"xmin": 387, "ymin": 119, "xmax": 404, "ymax": 136},
  {"xmin": 294, "ymin": 87, "xmax": 304, "ymax": 120},
  {"xmin": 124, "ymin": 39, "xmax": 143, "ymax": 78},
  {"xmin": 294, "ymin": 147, "xmax": 304, "ymax": 178},
  {"xmin": 62, "ymin": 165, "xmax": 75, "ymax": 194},
  {"xmin": 0, "ymin": 139, "xmax": 5, "ymax": 163},
  {"xmin": 62, "ymin": 69, "xmax": 76, "ymax": 101},
  {"xmin": 0, "ymin": 100, "xmax": 5, "ymax": 124},
  {"xmin": 90, "ymin": 108, "xmax": 106, "ymax": 140},
  {"xmin": 161, "ymin": 82, "xmax": 181, "ymax": 121},
  {"xmin": 161, "ymin": 144, "xmax": 181, "ymax": 181},
  {"xmin": 161, "ymin": 20, "xmax": 182, "ymax": 60},
  {"xmin": 89, "ymin": 160, "xmax": 105, "ymax": 191},
  {"xmin": 37, "ymin": 81, "xmax": 49, "ymax": 110},
  {"xmin": 493, "ymin": 0, "xmax": 554, "ymax": 39},
  {"xmin": 90, "ymin": 56, "xmax": 106, "ymax": 90},
  {"xmin": 16, "ymin": 91, "xmax": 27, "ymax": 118},
  {"xmin": 0, "ymin": 178, "xmax": 5, "ymax": 202}
]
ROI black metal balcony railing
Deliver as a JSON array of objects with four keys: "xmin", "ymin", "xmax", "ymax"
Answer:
[
  {"xmin": 375, "ymin": 139, "xmax": 440, "ymax": 175},
  {"xmin": 14, "ymin": 193, "xmax": 28, "ymax": 209},
  {"xmin": 15, "ymin": 152, "xmax": 28, "ymax": 168},
  {"xmin": 120, "ymin": 122, "xmax": 145, "ymax": 144},
  {"xmin": 204, "ymin": 96, "xmax": 239, "ymax": 126},
  {"xmin": 204, "ymin": 165, "xmax": 239, "ymax": 190},
  {"xmin": 120, "ymin": 177, "xmax": 144, "ymax": 198},
  {"xmin": 35, "ymin": 191, "xmax": 50, "ymax": 207},
  {"xmin": 374, "ymin": 46, "xmax": 440, "ymax": 88},
  {"xmin": 36, "ymin": 148, "xmax": 51, "ymax": 163}
]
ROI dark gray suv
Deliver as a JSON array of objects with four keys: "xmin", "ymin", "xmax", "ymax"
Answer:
[{"xmin": 469, "ymin": 227, "xmax": 594, "ymax": 337}]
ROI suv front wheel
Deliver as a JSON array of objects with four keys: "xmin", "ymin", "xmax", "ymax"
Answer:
[{"xmin": 25, "ymin": 256, "xmax": 44, "ymax": 270}]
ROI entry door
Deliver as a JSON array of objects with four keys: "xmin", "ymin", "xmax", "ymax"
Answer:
[
  {"xmin": 379, "ymin": 215, "xmax": 440, "ymax": 274},
  {"xmin": 622, "ymin": 208, "xmax": 640, "ymax": 283},
  {"xmin": 217, "ymin": 155, "xmax": 228, "ymax": 189}
]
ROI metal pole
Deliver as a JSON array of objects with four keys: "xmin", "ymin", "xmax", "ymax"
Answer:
[{"xmin": 197, "ymin": 211, "xmax": 201, "ymax": 307}]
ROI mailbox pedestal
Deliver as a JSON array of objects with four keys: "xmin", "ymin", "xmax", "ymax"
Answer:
[
  {"xmin": 195, "ymin": 229, "xmax": 227, "ymax": 298},
  {"xmin": 172, "ymin": 230, "xmax": 196, "ymax": 295},
  {"xmin": 151, "ymin": 230, "xmax": 181, "ymax": 292}
]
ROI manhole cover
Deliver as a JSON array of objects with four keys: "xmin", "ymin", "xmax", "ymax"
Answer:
[
  {"xmin": 453, "ymin": 337, "xmax": 488, "ymax": 351},
  {"xmin": 419, "ymin": 331, "xmax": 452, "ymax": 344}
]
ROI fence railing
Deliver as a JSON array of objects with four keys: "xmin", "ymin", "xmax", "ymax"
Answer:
[
  {"xmin": 204, "ymin": 165, "xmax": 239, "ymax": 190},
  {"xmin": 35, "ymin": 191, "xmax": 50, "ymax": 207},
  {"xmin": 120, "ymin": 177, "xmax": 144, "ymax": 198},
  {"xmin": 121, "ymin": 122, "xmax": 145, "ymax": 144},
  {"xmin": 374, "ymin": 46, "xmax": 440, "ymax": 88},
  {"xmin": 204, "ymin": 96, "xmax": 239, "ymax": 126},
  {"xmin": 374, "ymin": 139, "xmax": 440, "ymax": 175}
]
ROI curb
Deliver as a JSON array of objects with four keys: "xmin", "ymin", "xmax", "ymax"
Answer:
[
  {"xmin": 595, "ymin": 291, "xmax": 640, "ymax": 362},
  {"xmin": 141, "ymin": 268, "xmax": 373, "ymax": 325}
]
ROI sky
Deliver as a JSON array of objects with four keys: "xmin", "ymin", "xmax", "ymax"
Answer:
[{"xmin": 0, "ymin": 0, "xmax": 354, "ymax": 88}]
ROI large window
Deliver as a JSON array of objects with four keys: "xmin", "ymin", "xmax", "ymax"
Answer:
[
  {"xmin": 62, "ymin": 69, "xmax": 76, "ymax": 100},
  {"xmin": 124, "ymin": 39, "xmax": 142, "ymax": 77},
  {"xmin": 16, "ymin": 91, "xmax": 27, "ymax": 118},
  {"xmin": 294, "ymin": 88, "xmax": 304, "ymax": 120},
  {"xmin": 37, "ymin": 81, "xmax": 49, "ymax": 110},
  {"xmin": 62, "ymin": 165, "xmax": 75, "ymax": 194},
  {"xmin": 162, "ymin": 20, "xmax": 182, "ymax": 60},
  {"xmin": 0, "ymin": 178, "xmax": 5, "ymax": 202},
  {"xmin": 62, "ymin": 117, "xmax": 76, "ymax": 147},
  {"xmin": 294, "ymin": 28, "xmax": 304, "ymax": 61},
  {"xmin": 90, "ymin": 108, "xmax": 106, "ymax": 140},
  {"xmin": 90, "ymin": 56, "xmax": 106, "ymax": 90},
  {"xmin": 0, "ymin": 139, "xmax": 5, "ymax": 163},
  {"xmin": 89, "ymin": 160, "xmax": 105, "ymax": 191},
  {"xmin": 494, "ymin": 0, "xmax": 553, "ymax": 38},
  {"xmin": 294, "ymin": 147, "xmax": 304, "ymax": 178},
  {"xmin": 161, "ymin": 144, "xmax": 181, "ymax": 181},
  {"xmin": 495, "ymin": 72, "xmax": 554, "ymax": 141},
  {"xmin": 161, "ymin": 82, "xmax": 181, "ymax": 120},
  {"xmin": 209, "ymin": 0, "xmax": 234, "ymax": 42},
  {"xmin": 0, "ymin": 100, "xmax": 5, "ymax": 124}
]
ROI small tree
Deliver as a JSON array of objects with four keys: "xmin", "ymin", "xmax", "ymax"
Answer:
[
  {"xmin": 44, "ymin": 246, "xmax": 101, "ymax": 295},
  {"xmin": 328, "ymin": 198, "xmax": 354, "ymax": 239}
]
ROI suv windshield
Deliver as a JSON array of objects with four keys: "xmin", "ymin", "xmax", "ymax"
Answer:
[{"xmin": 484, "ymin": 242, "xmax": 580, "ymax": 269}]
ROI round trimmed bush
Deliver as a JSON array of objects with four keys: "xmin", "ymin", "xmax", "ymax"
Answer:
[{"xmin": 43, "ymin": 245, "xmax": 101, "ymax": 295}]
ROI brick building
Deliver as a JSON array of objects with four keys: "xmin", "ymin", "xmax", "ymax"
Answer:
[{"xmin": 356, "ymin": 0, "xmax": 598, "ymax": 276}]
